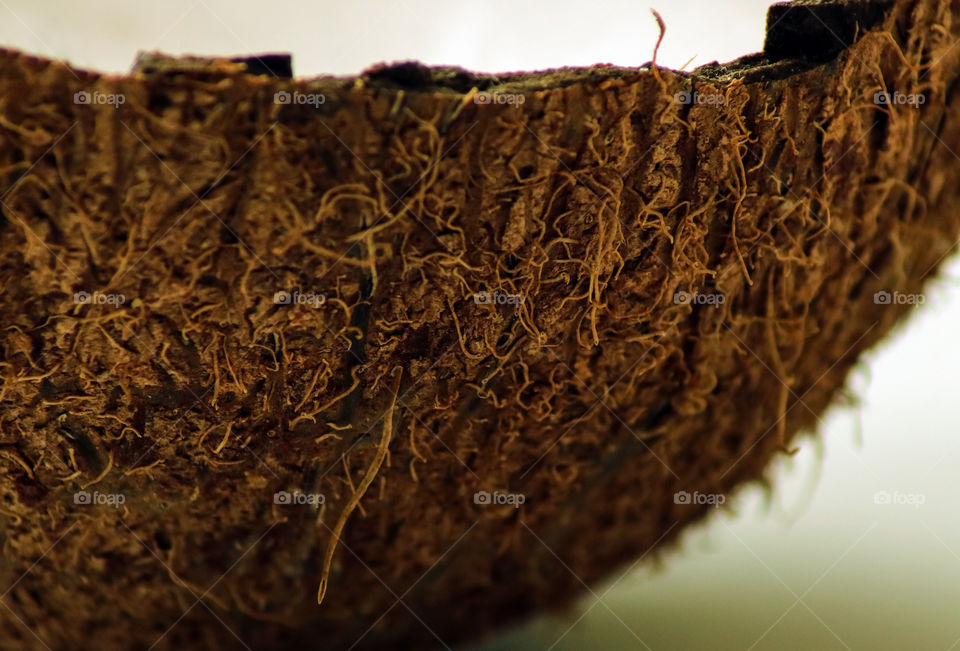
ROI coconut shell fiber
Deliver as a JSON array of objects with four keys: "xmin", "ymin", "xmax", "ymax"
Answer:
[{"xmin": 1, "ymin": 0, "xmax": 959, "ymax": 649}]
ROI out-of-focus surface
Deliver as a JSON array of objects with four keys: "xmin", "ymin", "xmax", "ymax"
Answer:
[
  {"xmin": 469, "ymin": 256, "xmax": 960, "ymax": 651},
  {"xmin": 1, "ymin": 1, "xmax": 958, "ymax": 649},
  {"xmin": 0, "ymin": 0, "xmax": 773, "ymax": 76}
]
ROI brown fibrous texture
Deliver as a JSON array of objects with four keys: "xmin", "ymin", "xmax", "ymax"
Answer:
[{"xmin": 0, "ymin": 0, "xmax": 959, "ymax": 649}]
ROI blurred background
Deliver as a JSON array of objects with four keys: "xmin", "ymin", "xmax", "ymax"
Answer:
[{"xmin": 2, "ymin": 1, "xmax": 958, "ymax": 649}]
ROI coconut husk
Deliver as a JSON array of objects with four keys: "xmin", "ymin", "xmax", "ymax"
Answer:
[{"xmin": 0, "ymin": 0, "xmax": 957, "ymax": 648}]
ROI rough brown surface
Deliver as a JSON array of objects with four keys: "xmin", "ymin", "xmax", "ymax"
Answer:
[{"xmin": 0, "ymin": 0, "xmax": 958, "ymax": 649}]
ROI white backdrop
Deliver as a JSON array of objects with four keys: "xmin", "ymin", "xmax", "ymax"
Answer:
[{"xmin": 2, "ymin": 2, "xmax": 958, "ymax": 649}]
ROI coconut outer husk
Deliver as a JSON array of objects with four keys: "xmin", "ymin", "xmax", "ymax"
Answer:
[{"xmin": 0, "ymin": 0, "xmax": 958, "ymax": 649}]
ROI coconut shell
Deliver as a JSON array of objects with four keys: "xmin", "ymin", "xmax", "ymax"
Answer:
[{"xmin": 0, "ymin": 0, "xmax": 958, "ymax": 648}]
